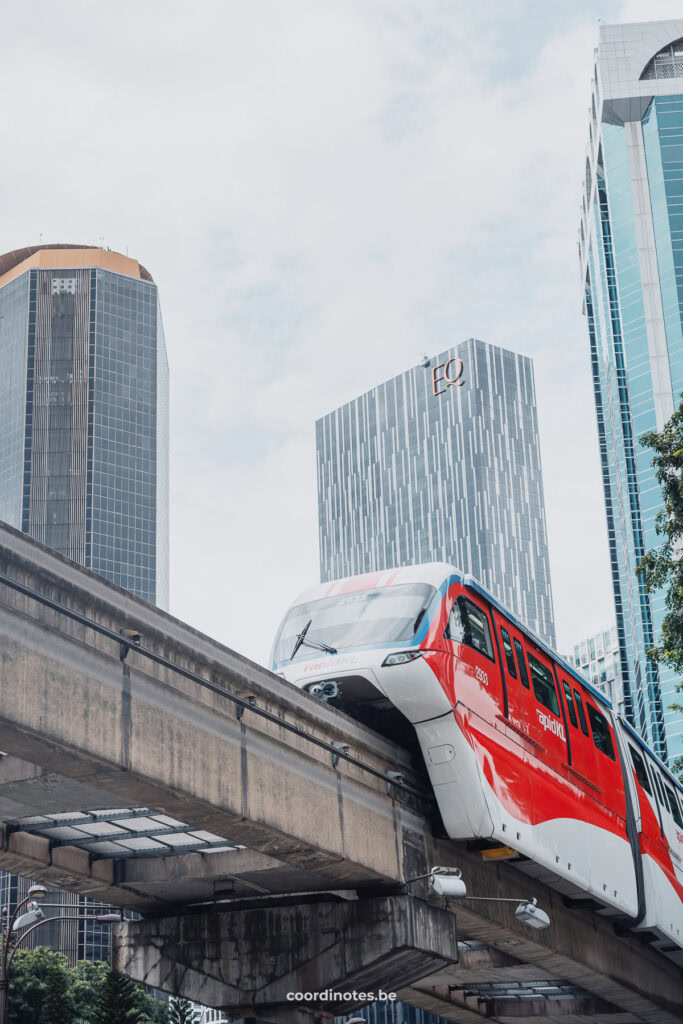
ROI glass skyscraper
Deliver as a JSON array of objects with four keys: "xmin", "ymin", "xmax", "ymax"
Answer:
[
  {"xmin": 580, "ymin": 20, "xmax": 683, "ymax": 764},
  {"xmin": 0, "ymin": 244, "xmax": 169, "ymax": 965},
  {"xmin": 568, "ymin": 626, "xmax": 624, "ymax": 714},
  {"xmin": 317, "ymin": 337, "xmax": 556, "ymax": 648},
  {"xmin": 0, "ymin": 244, "xmax": 168, "ymax": 608}
]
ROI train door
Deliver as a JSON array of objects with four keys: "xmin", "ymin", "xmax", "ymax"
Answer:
[
  {"xmin": 489, "ymin": 614, "xmax": 533, "ymax": 837},
  {"xmin": 658, "ymin": 776, "xmax": 683, "ymax": 921},
  {"xmin": 445, "ymin": 594, "xmax": 505, "ymax": 720},
  {"xmin": 557, "ymin": 675, "xmax": 586, "ymax": 780},
  {"xmin": 627, "ymin": 741, "xmax": 662, "ymax": 842},
  {"xmin": 571, "ymin": 686, "xmax": 599, "ymax": 792},
  {"xmin": 518, "ymin": 641, "xmax": 569, "ymax": 779},
  {"xmin": 643, "ymin": 757, "xmax": 683, "ymax": 936},
  {"xmin": 496, "ymin": 620, "xmax": 527, "ymax": 737},
  {"xmin": 580, "ymin": 697, "xmax": 629, "ymax": 905},
  {"xmin": 653, "ymin": 763, "xmax": 683, "ymax": 876},
  {"xmin": 443, "ymin": 592, "xmax": 503, "ymax": 836},
  {"xmin": 583, "ymin": 699, "xmax": 626, "ymax": 819}
]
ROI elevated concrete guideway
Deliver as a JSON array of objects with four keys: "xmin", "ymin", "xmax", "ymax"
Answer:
[{"xmin": 0, "ymin": 521, "xmax": 681, "ymax": 1024}]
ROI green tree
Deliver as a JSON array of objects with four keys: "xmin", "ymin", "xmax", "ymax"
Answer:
[
  {"xmin": 142, "ymin": 991, "xmax": 171, "ymax": 1024},
  {"xmin": 72, "ymin": 959, "xmax": 111, "ymax": 1021},
  {"xmin": 8, "ymin": 947, "xmax": 74, "ymax": 1024},
  {"xmin": 91, "ymin": 967, "xmax": 149, "ymax": 1024},
  {"xmin": 637, "ymin": 394, "xmax": 683, "ymax": 773},
  {"xmin": 169, "ymin": 996, "xmax": 197, "ymax": 1024}
]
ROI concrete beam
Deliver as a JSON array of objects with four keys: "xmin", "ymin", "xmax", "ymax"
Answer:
[
  {"xmin": 0, "ymin": 755, "xmax": 124, "ymax": 819},
  {"xmin": 489, "ymin": 995, "xmax": 636, "ymax": 1019},
  {"xmin": 422, "ymin": 947, "xmax": 555, "ymax": 986},
  {"xmin": 400, "ymin": 980, "xmax": 639, "ymax": 1023},
  {"xmin": 0, "ymin": 825, "xmax": 149, "ymax": 908},
  {"xmin": 113, "ymin": 895, "xmax": 458, "ymax": 1016},
  {"xmin": 115, "ymin": 848, "xmax": 345, "ymax": 905},
  {"xmin": 0, "ymin": 523, "xmax": 425, "ymax": 891},
  {"xmin": 397, "ymin": 985, "xmax": 487, "ymax": 1024},
  {"xmin": 0, "ymin": 827, "xmax": 346, "ymax": 912}
]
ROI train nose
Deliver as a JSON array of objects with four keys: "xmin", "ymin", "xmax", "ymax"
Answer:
[{"xmin": 299, "ymin": 671, "xmax": 418, "ymax": 748}]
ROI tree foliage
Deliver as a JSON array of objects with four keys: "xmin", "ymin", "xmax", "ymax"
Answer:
[
  {"xmin": 637, "ymin": 395, "xmax": 683, "ymax": 772},
  {"xmin": 169, "ymin": 997, "xmax": 197, "ymax": 1024},
  {"xmin": 6, "ymin": 949, "xmax": 169, "ymax": 1024},
  {"xmin": 8, "ymin": 947, "xmax": 74, "ymax": 1024},
  {"xmin": 90, "ymin": 969, "xmax": 147, "ymax": 1024}
]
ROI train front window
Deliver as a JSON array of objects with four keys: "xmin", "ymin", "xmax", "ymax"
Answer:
[{"xmin": 273, "ymin": 583, "xmax": 436, "ymax": 663}]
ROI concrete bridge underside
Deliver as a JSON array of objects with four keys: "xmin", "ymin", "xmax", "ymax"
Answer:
[{"xmin": 0, "ymin": 522, "xmax": 681, "ymax": 1023}]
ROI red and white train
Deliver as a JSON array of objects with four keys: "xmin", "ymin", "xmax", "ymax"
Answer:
[{"xmin": 271, "ymin": 563, "xmax": 683, "ymax": 963}]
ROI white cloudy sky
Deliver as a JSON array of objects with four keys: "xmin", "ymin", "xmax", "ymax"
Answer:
[{"xmin": 1, "ymin": 0, "xmax": 679, "ymax": 665}]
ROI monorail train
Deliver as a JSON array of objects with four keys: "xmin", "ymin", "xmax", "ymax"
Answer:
[{"xmin": 271, "ymin": 563, "xmax": 683, "ymax": 963}]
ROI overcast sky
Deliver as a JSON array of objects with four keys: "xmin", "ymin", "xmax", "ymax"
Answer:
[{"xmin": 2, "ymin": 0, "xmax": 680, "ymax": 665}]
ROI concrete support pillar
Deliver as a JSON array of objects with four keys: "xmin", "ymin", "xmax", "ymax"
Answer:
[{"xmin": 113, "ymin": 895, "xmax": 458, "ymax": 1020}]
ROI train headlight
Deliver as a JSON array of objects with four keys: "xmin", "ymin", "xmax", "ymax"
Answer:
[
  {"xmin": 309, "ymin": 680, "xmax": 339, "ymax": 701},
  {"xmin": 382, "ymin": 650, "xmax": 425, "ymax": 667}
]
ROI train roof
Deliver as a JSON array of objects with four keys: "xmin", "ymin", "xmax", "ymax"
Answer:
[{"xmin": 291, "ymin": 563, "xmax": 455, "ymax": 606}]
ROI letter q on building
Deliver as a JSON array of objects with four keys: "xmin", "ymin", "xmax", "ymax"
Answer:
[{"xmin": 431, "ymin": 358, "xmax": 465, "ymax": 396}]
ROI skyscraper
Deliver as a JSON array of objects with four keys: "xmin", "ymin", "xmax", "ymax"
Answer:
[
  {"xmin": 0, "ymin": 244, "xmax": 168, "ymax": 608},
  {"xmin": 580, "ymin": 19, "xmax": 683, "ymax": 763},
  {"xmin": 0, "ymin": 244, "xmax": 169, "ymax": 964},
  {"xmin": 316, "ymin": 337, "xmax": 556, "ymax": 647},
  {"xmin": 568, "ymin": 626, "xmax": 624, "ymax": 714}
]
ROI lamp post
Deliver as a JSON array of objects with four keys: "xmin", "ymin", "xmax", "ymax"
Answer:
[
  {"xmin": 404, "ymin": 867, "xmax": 552, "ymax": 930},
  {"xmin": 0, "ymin": 886, "xmax": 122, "ymax": 1024}
]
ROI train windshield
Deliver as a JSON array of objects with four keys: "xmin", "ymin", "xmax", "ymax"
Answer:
[{"xmin": 273, "ymin": 583, "xmax": 436, "ymax": 664}]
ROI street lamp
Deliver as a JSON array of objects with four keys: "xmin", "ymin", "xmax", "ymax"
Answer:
[
  {"xmin": 0, "ymin": 893, "xmax": 123, "ymax": 1024},
  {"xmin": 405, "ymin": 866, "xmax": 552, "ymax": 931}
]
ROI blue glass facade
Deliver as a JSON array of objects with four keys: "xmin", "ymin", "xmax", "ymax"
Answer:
[
  {"xmin": 90, "ymin": 268, "xmax": 160, "ymax": 603},
  {"xmin": 0, "ymin": 251, "xmax": 169, "ymax": 608},
  {"xmin": 0, "ymin": 273, "xmax": 28, "ymax": 529},
  {"xmin": 317, "ymin": 338, "xmax": 556, "ymax": 647},
  {"xmin": 580, "ymin": 21, "xmax": 683, "ymax": 764}
]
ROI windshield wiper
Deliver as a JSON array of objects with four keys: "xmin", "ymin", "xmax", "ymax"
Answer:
[{"xmin": 290, "ymin": 619, "xmax": 338, "ymax": 660}]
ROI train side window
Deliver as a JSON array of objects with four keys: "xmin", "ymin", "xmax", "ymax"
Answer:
[
  {"xmin": 500, "ymin": 628, "xmax": 517, "ymax": 677},
  {"xmin": 629, "ymin": 746, "xmax": 651, "ymax": 795},
  {"xmin": 527, "ymin": 653, "xmax": 560, "ymax": 716},
  {"xmin": 663, "ymin": 784, "xmax": 683, "ymax": 828},
  {"xmin": 649, "ymin": 764, "xmax": 664, "ymax": 808},
  {"xmin": 562, "ymin": 681, "xmax": 578, "ymax": 728},
  {"xmin": 646, "ymin": 764, "xmax": 665, "ymax": 836},
  {"xmin": 445, "ymin": 598, "xmax": 494, "ymax": 661},
  {"xmin": 573, "ymin": 689, "xmax": 589, "ymax": 736},
  {"xmin": 586, "ymin": 703, "xmax": 615, "ymax": 760},
  {"xmin": 513, "ymin": 638, "xmax": 530, "ymax": 688}
]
